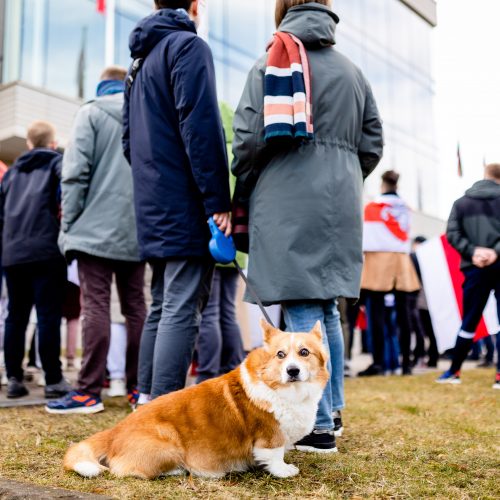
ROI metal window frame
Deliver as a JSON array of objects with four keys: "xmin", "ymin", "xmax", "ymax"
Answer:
[{"xmin": 399, "ymin": 0, "xmax": 437, "ymax": 27}]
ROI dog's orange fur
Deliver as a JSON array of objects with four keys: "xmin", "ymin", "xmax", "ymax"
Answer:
[{"xmin": 64, "ymin": 320, "xmax": 329, "ymax": 479}]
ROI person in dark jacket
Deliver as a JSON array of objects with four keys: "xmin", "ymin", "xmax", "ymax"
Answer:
[
  {"xmin": 0, "ymin": 121, "xmax": 71, "ymax": 399},
  {"xmin": 232, "ymin": 0, "xmax": 383, "ymax": 452},
  {"xmin": 437, "ymin": 163, "xmax": 500, "ymax": 388},
  {"xmin": 124, "ymin": 0, "xmax": 231, "ymax": 400}
]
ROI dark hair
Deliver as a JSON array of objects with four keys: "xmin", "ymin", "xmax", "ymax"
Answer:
[
  {"xmin": 381, "ymin": 170, "xmax": 400, "ymax": 188},
  {"xmin": 155, "ymin": 0, "xmax": 193, "ymax": 9},
  {"xmin": 275, "ymin": 0, "xmax": 332, "ymax": 28},
  {"xmin": 413, "ymin": 236, "xmax": 427, "ymax": 244}
]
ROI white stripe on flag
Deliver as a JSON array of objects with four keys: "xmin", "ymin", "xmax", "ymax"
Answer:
[{"xmin": 416, "ymin": 237, "xmax": 461, "ymax": 353}]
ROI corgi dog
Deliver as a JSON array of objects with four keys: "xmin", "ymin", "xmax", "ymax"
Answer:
[{"xmin": 64, "ymin": 320, "xmax": 329, "ymax": 480}]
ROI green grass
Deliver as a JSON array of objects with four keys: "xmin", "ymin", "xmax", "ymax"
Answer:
[{"xmin": 0, "ymin": 370, "xmax": 499, "ymax": 499}]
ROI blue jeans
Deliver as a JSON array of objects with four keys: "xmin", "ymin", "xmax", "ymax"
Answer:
[
  {"xmin": 196, "ymin": 268, "xmax": 245, "ymax": 383},
  {"xmin": 137, "ymin": 258, "xmax": 214, "ymax": 398},
  {"xmin": 282, "ymin": 299, "xmax": 345, "ymax": 431}
]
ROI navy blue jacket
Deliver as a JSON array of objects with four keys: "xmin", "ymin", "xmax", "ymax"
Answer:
[
  {"xmin": 123, "ymin": 9, "xmax": 231, "ymax": 260},
  {"xmin": 0, "ymin": 149, "xmax": 63, "ymax": 267}
]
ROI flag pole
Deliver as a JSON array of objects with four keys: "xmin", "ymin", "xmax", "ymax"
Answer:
[{"xmin": 105, "ymin": 0, "xmax": 116, "ymax": 67}]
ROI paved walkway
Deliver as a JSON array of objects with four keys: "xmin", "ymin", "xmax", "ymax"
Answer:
[{"xmin": 0, "ymin": 478, "xmax": 110, "ymax": 499}]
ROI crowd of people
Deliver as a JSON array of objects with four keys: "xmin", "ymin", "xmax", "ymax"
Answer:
[{"xmin": 0, "ymin": 0, "xmax": 498, "ymax": 455}]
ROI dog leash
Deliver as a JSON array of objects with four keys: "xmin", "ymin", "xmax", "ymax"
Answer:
[{"xmin": 208, "ymin": 217, "xmax": 275, "ymax": 327}]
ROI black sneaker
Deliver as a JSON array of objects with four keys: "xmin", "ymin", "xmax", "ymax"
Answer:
[
  {"xmin": 333, "ymin": 411, "xmax": 343, "ymax": 437},
  {"xmin": 358, "ymin": 364, "xmax": 384, "ymax": 377},
  {"xmin": 477, "ymin": 360, "xmax": 493, "ymax": 368},
  {"xmin": 295, "ymin": 430, "xmax": 338, "ymax": 453},
  {"xmin": 44, "ymin": 378, "xmax": 73, "ymax": 399},
  {"xmin": 7, "ymin": 377, "xmax": 29, "ymax": 399}
]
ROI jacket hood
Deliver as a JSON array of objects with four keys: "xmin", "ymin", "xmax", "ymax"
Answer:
[
  {"xmin": 465, "ymin": 179, "xmax": 500, "ymax": 200},
  {"xmin": 279, "ymin": 3, "xmax": 339, "ymax": 48},
  {"xmin": 14, "ymin": 148, "xmax": 61, "ymax": 173},
  {"xmin": 93, "ymin": 93, "xmax": 124, "ymax": 122},
  {"xmin": 129, "ymin": 9, "xmax": 196, "ymax": 58}
]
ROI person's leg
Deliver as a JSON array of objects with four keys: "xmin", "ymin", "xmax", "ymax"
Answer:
[
  {"xmin": 32, "ymin": 260, "xmax": 66, "ymax": 385},
  {"xmin": 76, "ymin": 254, "xmax": 113, "ymax": 396},
  {"xmin": 107, "ymin": 323, "xmax": 127, "ymax": 380},
  {"xmin": 218, "ymin": 268, "xmax": 245, "ymax": 374},
  {"xmin": 346, "ymin": 300, "xmax": 360, "ymax": 361},
  {"xmin": 150, "ymin": 257, "xmax": 214, "ymax": 398},
  {"xmin": 114, "ymin": 261, "xmax": 146, "ymax": 391},
  {"xmin": 359, "ymin": 291, "xmax": 385, "ymax": 374},
  {"xmin": 282, "ymin": 301, "xmax": 333, "ymax": 431},
  {"xmin": 65, "ymin": 318, "xmax": 79, "ymax": 365},
  {"xmin": 448, "ymin": 268, "xmax": 493, "ymax": 375},
  {"xmin": 481, "ymin": 335, "xmax": 494, "ymax": 364},
  {"xmin": 4, "ymin": 265, "xmax": 34, "ymax": 382},
  {"xmin": 137, "ymin": 261, "xmax": 165, "ymax": 396},
  {"xmin": 408, "ymin": 293, "xmax": 426, "ymax": 365},
  {"xmin": 420, "ymin": 309, "xmax": 439, "ymax": 366},
  {"xmin": 196, "ymin": 269, "xmax": 222, "ymax": 382},
  {"xmin": 324, "ymin": 300, "xmax": 344, "ymax": 412},
  {"xmin": 395, "ymin": 291, "xmax": 413, "ymax": 374}
]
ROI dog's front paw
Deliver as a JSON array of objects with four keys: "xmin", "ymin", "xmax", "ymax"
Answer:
[{"xmin": 269, "ymin": 463, "xmax": 299, "ymax": 478}]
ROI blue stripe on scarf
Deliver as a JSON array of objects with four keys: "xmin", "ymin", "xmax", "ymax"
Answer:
[
  {"xmin": 264, "ymin": 74, "xmax": 306, "ymax": 96},
  {"xmin": 96, "ymin": 80, "xmax": 125, "ymax": 97}
]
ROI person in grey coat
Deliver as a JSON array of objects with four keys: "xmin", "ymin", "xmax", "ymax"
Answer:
[
  {"xmin": 232, "ymin": 0, "xmax": 383, "ymax": 452},
  {"xmin": 47, "ymin": 67, "xmax": 146, "ymax": 415}
]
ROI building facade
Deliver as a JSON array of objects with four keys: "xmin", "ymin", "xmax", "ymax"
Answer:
[{"xmin": 0, "ymin": 0, "xmax": 440, "ymax": 219}]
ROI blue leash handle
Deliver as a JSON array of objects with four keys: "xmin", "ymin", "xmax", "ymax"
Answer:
[{"xmin": 208, "ymin": 217, "xmax": 274, "ymax": 326}]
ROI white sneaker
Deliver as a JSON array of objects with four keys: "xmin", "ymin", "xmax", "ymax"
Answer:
[{"xmin": 107, "ymin": 378, "xmax": 127, "ymax": 397}]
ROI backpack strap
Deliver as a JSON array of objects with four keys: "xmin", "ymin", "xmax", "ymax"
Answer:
[{"xmin": 126, "ymin": 58, "xmax": 144, "ymax": 90}]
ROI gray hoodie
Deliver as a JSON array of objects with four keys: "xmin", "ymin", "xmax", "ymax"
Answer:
[{"xmin": 60, "ymin": 93, "xmax": 140, "ymax": 262}]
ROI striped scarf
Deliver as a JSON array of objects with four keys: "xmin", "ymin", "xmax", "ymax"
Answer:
[{"xmin": 264, "ymin": 32, "xmax": 313, "ymax": 143}]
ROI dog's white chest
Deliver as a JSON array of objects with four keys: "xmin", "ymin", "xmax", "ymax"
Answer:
[{"xmin": 270, "ymin": 385, "xmax": 322, "ymax": 444}]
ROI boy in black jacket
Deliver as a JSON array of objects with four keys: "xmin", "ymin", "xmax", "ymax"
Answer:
[
  {"xmin": 437, "ymin": 163, "xmax": 500, "ymax": 389},
  {"xmin": 0, "ymin": 121, "xmax": 72, "ymax": 398}
]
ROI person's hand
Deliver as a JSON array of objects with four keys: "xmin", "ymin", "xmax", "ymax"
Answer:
[
  {"xmin": 213, "ymin": 212, "xmax": 232, "ymax": 237},
  {"xmin": 472, "ymin": 247, "xmax": 497, "ymax": 268}
]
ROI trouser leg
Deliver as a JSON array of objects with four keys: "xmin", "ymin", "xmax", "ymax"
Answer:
[
  {"xmin": 420, "ymin": 309, "xmax": 439, "ymax": 365},
  {"xmin": 366, "ymin": 291, "xmax": 385, "ymax": 368},
  {"xmin": 107, "ymin": 323, "xmax": 127, "ymax": 380},
  {"xmin": 32, "ymin": 259, "xmax": 66, "ymax": 385},
  {"xmin": 137, "ymin": 261, "xmax": 165, "ymax": 395},
  {"xmin": 449, "ymin": 267, "xmax": 492, "ymax": 374},
  {"xmin": 196, "ymin": 269, "xmax": 222, "ymax": 382},
  {"xmin": 324, "ymin": 300, "xmax": 344, "ymax": 412},
  {"xmin": 4, "ymin": 265, "xmax": 34, "ymax": 381},
  {"xmin": 219, "ymin": 268, "xmax": 245, "ymax": 374},
  {"xmin": 76, "ymin": 254, "xmax": 113, "ymax": 396},
  {"xmin": 115, "ymin": 261, "xmax": 146, "ymax": 390},
  {"xmin": 151, "ymin": 258, "xmax": 214, "ymax": 398},
  {"xmin": 395, "ymin": 291, "xmax": 412, "ymax": 371},
  {"xmin": 282, "ymin": 300, "xmax": 335, "ymax": 431}
]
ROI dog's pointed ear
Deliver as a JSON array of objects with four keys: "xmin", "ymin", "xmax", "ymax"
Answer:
[
  {"xmin": 260, "ymin": 318, "xmax": 278, "ymax": 345},
  {"xmin": 310, "ymin": 321, "xmax": 323, "ymax": 342}
]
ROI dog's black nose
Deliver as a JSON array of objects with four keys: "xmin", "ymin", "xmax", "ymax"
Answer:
[{"xmin": 287, "ymin": 366, "xmax": 300, "ymax": 378}]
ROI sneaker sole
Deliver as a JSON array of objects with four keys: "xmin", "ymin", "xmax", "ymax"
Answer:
[
  {"xmin": 493, "ymin": 384, "xmax": 500, "ymax": 390},
  {"xmin": 45, "ymin": 403, "xmax": 105, "ymax": 415},
  {"xmin": 436, "ymin": 379, "xmax": 461, "ymax": 385},
  {"xmin": 295, "ymin": 445, "xmax": 338, "ymax": 454}
]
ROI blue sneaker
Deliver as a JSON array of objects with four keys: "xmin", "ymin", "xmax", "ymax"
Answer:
[
  {"xmin": 45, "ymin": 390, "xmax": 104, "ymax": 414},
  {"xmin": 436, "ymin": 370, "xmax": 461, "ymax": 385}
]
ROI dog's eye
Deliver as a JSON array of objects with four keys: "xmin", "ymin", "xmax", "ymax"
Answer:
[
  {"xmin": 277, "ymin": 351, "xmax": 286, "ymax": 359},
  {"xmin": 299, "ymin": 348, "xmax": 310, "ymax": 357}
]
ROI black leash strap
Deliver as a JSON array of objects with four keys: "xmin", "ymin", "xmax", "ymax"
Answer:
[{"xmin": 233, "ymin": 260, "xmax": 275, "ymax": 327}]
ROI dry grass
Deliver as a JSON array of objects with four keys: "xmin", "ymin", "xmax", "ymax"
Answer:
[{"xmin": 0, "ymin": 369, "xmax": 499, "ymax": 499}]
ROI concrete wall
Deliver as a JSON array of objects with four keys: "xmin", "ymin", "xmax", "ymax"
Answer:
[{"xmin": 0, "ymin": 81, "xmax": 80, "ymax": 163}]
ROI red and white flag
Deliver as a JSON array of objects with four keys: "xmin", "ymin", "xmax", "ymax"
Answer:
[
  {"xmin": 416, "ymin": 235, "xmax": 499, "ymax": 353},
  {"xmin": 96, "ymin": 0, "xmax": 106, "ymax": 14}
]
